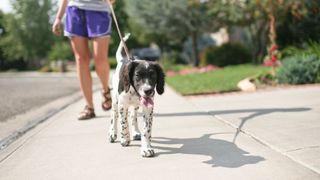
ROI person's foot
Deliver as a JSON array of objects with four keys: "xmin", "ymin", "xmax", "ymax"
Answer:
[
  {"xmin": 101, "ymin": 88, "xmax": 112, "ymax": 111},
  {"xmin": 78, "ymin": 105, "xmax": 96, "ymax": 120}
]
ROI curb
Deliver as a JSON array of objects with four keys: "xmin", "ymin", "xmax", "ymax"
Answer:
[
  {"xmin": 0, "ymin": 85, "xmax": 99, "ymax": 151},
  {"xmin": 185, "ymin": 83, "xmax": 320, "ymax": 98}
]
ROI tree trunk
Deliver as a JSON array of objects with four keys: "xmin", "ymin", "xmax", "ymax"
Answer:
[
  {"xmin": 191, "ymin": 31, "xmax": 199, "ymax": 67},
  {"xmin": 268, "ymin": 0, "xmax": 277, "ymax": 46},
  {"xmin": 268, "ymin": 14, "xmax": 276, "ymax": 45},
  {"xmin": 249, "ymin": 20, "xmax": 268, "ymax": 64},
  {"xmin": 256, "ymin": 22, "xmax": 269, "ymax": 64}
]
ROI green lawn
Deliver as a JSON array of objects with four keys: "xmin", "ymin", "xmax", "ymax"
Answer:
[{"xmin": 166, "ymin": 64, "xmax": 270, "ymax": 95}]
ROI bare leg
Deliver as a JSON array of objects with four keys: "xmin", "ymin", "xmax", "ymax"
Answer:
[
  {"xmin": 92, "ymin": 37, "xmax": 110, "ymax": 92},
  {"xmin": 70, "ymin": 37, "xmax": 93, "ymax": 109},
  {"xmin": 92, "ymin": 37, "xmax": 112, "ymax": 110}
]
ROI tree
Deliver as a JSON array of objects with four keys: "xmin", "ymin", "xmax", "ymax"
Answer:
[
  {"xmin": 207, "ymin": 0, "xmax": 269, "ymax": 63},
  {"xmin": 124, "ymin": 0, "xmax": 213, "ymax": 67},
  {"xmin": 277, "ymin": 0, "xmax": 320, "ymax": 47},
  {"xmin": 257, "ymin": 0, "xmax": 309, "ymax": 66},
  {"xmin": 0, "ymin": 0, "xmax": 53, "ymax": 66},
  {"xmin": 0, "ymin": 10, "xmax": 6, "ymax": 67},
  {"xmin": 47, "ymin": 38, "xmax": 73, "ymax": 61},
  {"xmin": 100, "ymin": 0, "xmax": 145, "ymax": 57},
  {"xmin": 207, "ymin": 0, "xmax": 309, "ymax": 64}
]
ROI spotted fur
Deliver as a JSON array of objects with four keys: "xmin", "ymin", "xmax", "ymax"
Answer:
[{"xmin": 108, "ymin": 34, "xmax": 165, "ymax": 157}]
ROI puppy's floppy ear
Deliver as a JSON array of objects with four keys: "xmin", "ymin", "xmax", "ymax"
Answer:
[
  {"xmin": 155, "ymin": 64, "xmax": 165, "ymax": 95},
  {"xmin": 118, "ymin": 61, "xmax": 136, "ymax": 93},
  {"xmin": 127, "ymin": 61, "xmax": 137, "ymax": 88}
]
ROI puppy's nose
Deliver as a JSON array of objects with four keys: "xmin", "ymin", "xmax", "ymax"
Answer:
[{"xmin": 144, "ymin": 89, "xmax": 154, "ymax": 96}]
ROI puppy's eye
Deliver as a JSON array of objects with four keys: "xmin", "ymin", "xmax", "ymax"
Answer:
[
  {"xmin": 150, "ymin": 71, "xmax": 156, "ymax": 78},
  {"xmin": 135, "ymin": 73, "xmax": 142, "ymax": 78}
]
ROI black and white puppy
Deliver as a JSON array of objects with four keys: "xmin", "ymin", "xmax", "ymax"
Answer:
[{"xmin": 108, "ymin": 34, "xmax": 165, "ymax": 157}]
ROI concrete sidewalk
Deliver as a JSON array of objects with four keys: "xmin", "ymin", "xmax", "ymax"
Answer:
[
  {"xmin": 188, "ymin": 85, "xmax": 320, "ymax": 174},
  {"xmin": 0, "ymin": 86, "xmax": 319, "ymax": 179}
]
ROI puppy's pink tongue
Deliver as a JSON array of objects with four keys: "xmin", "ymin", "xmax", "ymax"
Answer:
[{"xmin": 140, "ymin": 97, "xmax": 154, "ymax": 108}]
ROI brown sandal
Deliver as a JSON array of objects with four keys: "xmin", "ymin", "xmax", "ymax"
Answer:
[
  {"xmin": 102, "ymin": 88, "xmax": 112, "ymax": 111},
  {"xmin": 78, "ymin": 105, "xmax": 96, "ymax": 120}
]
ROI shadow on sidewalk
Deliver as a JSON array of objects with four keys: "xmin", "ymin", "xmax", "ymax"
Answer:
[
  {"xmin": 155, "ymin": 107, "xmax": 311, "ymax": 142},
  {"xmin": 155, "ymin": 107, "xmax": 310, "ymax": 118},
  {"xmin": 153, "ymin": 133, "xmax": 265, "ymax": 168}
]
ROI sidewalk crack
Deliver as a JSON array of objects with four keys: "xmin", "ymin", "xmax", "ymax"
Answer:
[{"xmin": 286, "ymin": 146, "xmax": 320, "ymax": 153}]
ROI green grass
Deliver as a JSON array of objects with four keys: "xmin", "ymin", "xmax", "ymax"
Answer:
[
  {"xmin": 166, "ymin": 64, "xmax": 270, "ymax": 95},
  {"xmin": 162, "ymin": 63, "xmax": 193, "ymax": 72},
  {"xmin": 109, "ymin": 57, "xmax": 117, "ymax": 69}
]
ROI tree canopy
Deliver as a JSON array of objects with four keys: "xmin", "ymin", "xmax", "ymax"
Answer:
[
  {"xmin": 0, "ymin": 0, "xmax": 318, "ymax": 70},
  {"xmin": 124, "ymin": 0, "xmax": 213, "ymax": 66},
  {"xmin": 0, "ymin": 0, "xmax": 53, "ymax": 63}
]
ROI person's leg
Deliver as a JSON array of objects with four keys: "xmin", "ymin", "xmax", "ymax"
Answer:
[
  {"xmin": 92, "ymin": 36, "xmax": 110, "ymax": 91},
  {"xmin": 92, "ymin": 37, "xmax": 112, "ymax": 110},
  {"xmin": 70, "ymin": 37, "xmax": 94, "ymax": 109}
]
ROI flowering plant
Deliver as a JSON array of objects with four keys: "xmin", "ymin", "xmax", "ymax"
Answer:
[{"xmin": 263, "ymin": 44, "xmax": 281, "ymax": 67}]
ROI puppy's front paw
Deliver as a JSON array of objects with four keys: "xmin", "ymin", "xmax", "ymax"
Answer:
[
  {"xmin": 132, "ymin": 133, "xmax": 141, "ymax": 141},
  {"xmin": 120, "ymin": 139, "xmax": 130, "ymax": 147},
  {"xmin": 108, "ymin": 133, "xmax": 117, "ymax": 143},
  {"xmin": 108, "ymin": 128, "xmax": 117, "ymax": 143},
  {"xmin": 141, "ymin": 148, "xmax": 155, "ymax": 157}
]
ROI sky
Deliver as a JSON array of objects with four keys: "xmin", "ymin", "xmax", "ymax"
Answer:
[{"xmin": 0, "ymin": 0, "xmax": 12, "ymax": 13}]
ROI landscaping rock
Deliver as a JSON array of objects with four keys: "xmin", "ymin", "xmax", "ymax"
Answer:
[{"xmin": 237, "ymin": 78, "xmax": 256, "ymax": 91}]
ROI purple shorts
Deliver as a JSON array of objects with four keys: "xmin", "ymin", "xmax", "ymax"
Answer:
[{"xmin": 64, "ymin": 6, "xmax": 112, "ymax": 38}]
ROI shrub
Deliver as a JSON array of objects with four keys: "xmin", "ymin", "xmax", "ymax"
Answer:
[
  {"xmin": 109, "ymin": 57, "xmax": 117, "ymax": 69},
  {"xmin": 39, "ymin": 65, "xmax": 53, "ymax": 72},
  {"xmin": 160, "ymin": 58, "xmax": 192, "ymax": 73},
  {"xmin": 200, "ymin": 43, "xmax": 252, "ymax": 67},
  {"xmin": 281, "ymin": 41, "xmax": 320, "ymax": 59},
  {"xmin": 254, "ymin": 71, "xmax": 276, "ymax": 86},
  {"xmin": 90, "ymin": 57, "xmax": 117, "ymax": 71},
  {"xmin": 277, "ymin": 54, "xmax": 320, "ymax": 84},
  {"xmin": 0, "ymin": 59, "xmax": 27, "ymax": 71},
  {"xmin": 307, "ymin": 41, "xmax": 320, "ymax": 57},
  {"xmin": 47, "ymin": 41, "xmax": 73, "ymax": 61}
]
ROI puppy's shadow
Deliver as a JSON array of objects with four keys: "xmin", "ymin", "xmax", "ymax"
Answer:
[{"xmin": 153, "ymin": 133, "xmax": 265, "ymax": 168}]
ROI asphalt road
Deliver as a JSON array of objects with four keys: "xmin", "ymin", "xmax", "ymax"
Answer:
[{"xmin": 0, "ymin": 73, "xmax": 98, "ymax": 122}]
